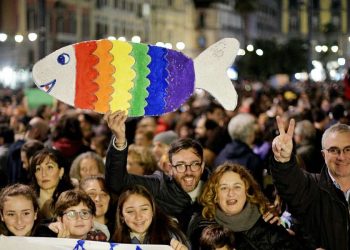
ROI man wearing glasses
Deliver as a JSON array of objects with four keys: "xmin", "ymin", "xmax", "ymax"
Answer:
[
  {"xmin": 104, "ymin": 111, "xmax": 209, "ymax": 231},
  {"xmin": 270, "ymin": 117, "xmax": 350, "ymax": 250}
]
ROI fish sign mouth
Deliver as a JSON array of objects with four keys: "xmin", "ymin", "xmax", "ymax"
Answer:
[{"xmin": 39, "ymin": 79, "xmax": 56, "ymax": 93}]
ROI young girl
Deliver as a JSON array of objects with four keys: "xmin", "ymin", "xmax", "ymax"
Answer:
[
  {"xmin": 112, "ymin": 185, "xmax": 189, "ymax": 249},
  {"xmin": 0, "ymin": 184, "xmax": 39, "ymax": 236}
]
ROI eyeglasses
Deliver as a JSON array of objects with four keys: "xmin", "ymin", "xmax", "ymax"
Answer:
[
  {"xmin": 172, "ymin": 161, "xmax": 202, "ymax": 173},
  {"xmin": 323, "ymin": 146, "xmax": 350, "ymax": 157},
  {"xmin": 62, "ymin": 210, "xmax": 92, "ymax": 220}
]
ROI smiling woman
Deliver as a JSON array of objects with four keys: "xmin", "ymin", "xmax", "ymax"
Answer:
[{"xmin": 188, "ymin": 162, "xmax": 313, "ymax": 250}]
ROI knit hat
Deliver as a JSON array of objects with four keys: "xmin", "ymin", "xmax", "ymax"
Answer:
[{"xmin": 153, "ymin": 130, "xmax": 178, "ymax": 145}]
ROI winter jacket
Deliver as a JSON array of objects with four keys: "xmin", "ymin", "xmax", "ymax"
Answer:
[
  {"xmin": 214, "ymin": 139, "xmax": 263, "ymax": 185},
  {"xmin": 187, "ymin": 214, "xmax": 310, "ymax": 250},
  {"xmin": 105, "ymin": 137, "xmax": 208, "ymax": 231},
  {"xmin": 271, "ymin": 156, "xmax": 350, "ymax": 250}
]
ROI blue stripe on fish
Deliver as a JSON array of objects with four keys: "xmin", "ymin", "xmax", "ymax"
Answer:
[{"xmin": 145, "ymin": 45, "xmax": 168, "ymax": 115}]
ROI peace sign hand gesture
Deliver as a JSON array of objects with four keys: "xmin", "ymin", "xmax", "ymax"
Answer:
[{"xmin": 272, "ymin": 116, "xmax": 295, "ymax": 163}]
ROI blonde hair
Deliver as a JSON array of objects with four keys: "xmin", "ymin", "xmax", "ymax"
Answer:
[{"xmin": 200, "ymin": 162, "xmax": 269, "ymax": 220}]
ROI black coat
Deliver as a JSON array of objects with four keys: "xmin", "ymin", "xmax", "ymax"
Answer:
[
  {"xmin": 214, "ymin": 139, "xmax": 263, "ymax": 185},
  {"xmin": 271, "ymin": 156, "xmax": 350, "ymax": 250},
  {"xmin": 105, "ymin": 138, "xmax": 209, "ymax": 231},
  {"xmin": 187, "ymin": 214, "xmax": 310, "ymax": 250}
]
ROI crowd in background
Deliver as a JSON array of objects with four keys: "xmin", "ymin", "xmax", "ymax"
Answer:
[{"xmin": 0, "ymin": 78, "xmax": 349, "ymax": 250}]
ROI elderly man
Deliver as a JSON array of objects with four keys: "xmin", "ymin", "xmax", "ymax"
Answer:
[
  {"xmin": 104, "ymin": 111, "xmax": 209, "ymax": 231},
  {"xmin": 214, "ymin": 113, "xmax": 263, "ymax": 185},
  {"xmin": 271, "ymin": 116, "xmax": 350, "ymax": 250}
]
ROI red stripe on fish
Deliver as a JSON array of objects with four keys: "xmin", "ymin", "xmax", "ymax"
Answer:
[{"xmin": 74, "ymin": 41, "xmax": 99, "ymax": 109}]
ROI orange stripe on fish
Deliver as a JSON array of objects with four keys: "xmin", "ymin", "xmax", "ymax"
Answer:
[
  {"xmin": 93, "ymin": 40, "xmax": 114, "ymax": 113},
  {"xmin": 74, "ymin": 41, "xmax": 99, "ymax": 109}
]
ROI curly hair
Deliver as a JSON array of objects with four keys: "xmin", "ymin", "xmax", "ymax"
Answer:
[{"xmin": 200, "ymin": 162, "xmax": 270, "ymax": 220}]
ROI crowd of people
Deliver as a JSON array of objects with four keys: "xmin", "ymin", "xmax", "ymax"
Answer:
[{"xmin": 0, "ymin": 79, "xmax": 349, "ymax": 249}]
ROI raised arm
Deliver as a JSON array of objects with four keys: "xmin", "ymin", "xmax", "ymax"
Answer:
[
  {"xmin": 271, "ymin": 116, "xmax": 318, "ymax": 214},
  {"xmin": 104, "ymin": 111, "xmax": 162, "ymax": 196}
]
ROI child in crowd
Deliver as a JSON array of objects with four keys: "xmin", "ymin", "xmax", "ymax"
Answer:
[{"xmin": 0, "ymin": 184, "xmax": 39, "ymax": 236}]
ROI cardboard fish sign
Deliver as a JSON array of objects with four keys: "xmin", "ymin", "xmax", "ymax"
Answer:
[{"xmin": 32, "ymin": 38, "xmax": 239, "ymax": 116}]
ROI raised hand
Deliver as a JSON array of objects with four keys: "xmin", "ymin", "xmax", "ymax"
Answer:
[
  {"xmin": 170, "ymin": 238, "xmax": 188, "ymax": 250},
  {"xmin": 48, "ymin": 221, "xmax": 70, "ymax": 238},
  {"xmin": 104, "ymin": 110, "xmax": 127, "ymax": 146},
  {"xmin": 272, "ymin": 116, "xmax": 295, "ymax": 163}
]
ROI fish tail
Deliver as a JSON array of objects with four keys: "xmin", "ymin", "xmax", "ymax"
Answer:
[
  {"xmin": 193, "ymin": 38, "xmax": 240, "ymax": 110},
  {"xmin": 93, "ymin": 40, "xmax": 114, "ymax": 113}
]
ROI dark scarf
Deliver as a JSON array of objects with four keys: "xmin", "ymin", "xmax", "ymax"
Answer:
[{"xmin": 215, "ymin": 202, "xmax": 261, "ymax": 232}]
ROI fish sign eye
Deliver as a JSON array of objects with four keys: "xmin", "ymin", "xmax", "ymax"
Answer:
[{"xmin": 57, "ymin": 53, "xmax": 70, "ymax": 65}]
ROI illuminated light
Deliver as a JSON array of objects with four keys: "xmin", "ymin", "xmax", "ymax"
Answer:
[
  {"xmin": 315, "ymin": 45, "xmax": 322, "ymax": 53},
  {"xmin": 321, "ymin": 45, "xmax": 328, "ymax": 52},
  {"xmin": 256, "ymin": 49, "xmax": 263, "ymax": 56},
  {"xmin": 28, "ymin": 32, "xmax": 37, "ymax": 41},
  {"xmin": 331, "ymin": 45, "xmax": 338, "ymax": 53},
  {"xmin": 237, "ymin": 49, "xmax": 245, "ymax": 56},
  {"xmin": 246, "ymin": 44, "xmax": 254, "ymax": 51},
  {"xmin": 155, "ymin": 42, "xmax": 165, "ymax": 47},
  {"xmin": 0, "ymin": 66, "xmax": 16, "ymax": 88},
  {"xmin": 0, "ymin": 33, "xmax": 7, "ymax": 42},
  {"xmin": 338, "ymin": 58, "xmax": 346, "ymax": 66},
  {"xmin": 118, "ymin": 36, "xmax": 126, "ymax": 41},
  {"xmin": 164, "ymin": 43, "xmax": 172, "ymax": 49},
  {"xmin": 227, "ymin": 68, "xmax": 238, "ymax": 80},
  {"xmin": 14, "ymin": 34, "xmax": 24, "ymax": 43},
  {"xmin": 176, "ymin": 42, "xmax": 185, "ymax": 50},
  {"xmin": 294, "ymin": 72, "xmax": 308, "ymax": 81},
  {"xmin": 131, "ymin": 36, "xmax": 141, "ymax": 43},
  {"xmin": 107, "ymin": 36, "xmax": 116, "ymax": 40}
]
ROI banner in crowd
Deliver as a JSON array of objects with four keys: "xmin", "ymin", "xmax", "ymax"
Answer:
[{"xmin": 0, "ymin": 236, "xmax": 172, "ymax": 250}]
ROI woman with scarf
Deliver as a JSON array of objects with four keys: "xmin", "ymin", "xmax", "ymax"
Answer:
[{"xmin": 188, "ymin": 162, "xmax": 312, "ymax": 250}]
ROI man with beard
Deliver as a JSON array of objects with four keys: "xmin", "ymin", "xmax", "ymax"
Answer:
[{"xmin": 104, "ymin": 111, "xmax": 209, "ymax": 232}]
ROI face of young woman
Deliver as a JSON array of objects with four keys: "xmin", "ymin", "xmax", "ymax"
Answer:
[
  {"xmin": 82, "ymin": 180, "xmax": 110, "ymax": 218},
  {"xmin": 34, "ymin": 156, "xmax": 63, "ymax": 191},
  {"xmin": 1, "ymin": 195, "xmax": 37, "ymax": 236},
  {"xmin": 217, "ymin": 171, "xmax": 247, "ymax": 216},
  {"xmin": 60, "ymin": 202, "xmax": 93, "ymax": 239},
  {"xmin": 121, "ymin": 194, "xmax": 153, "ymax": 235},
  {"xmin": 79, "ymin": 158, "xmax": 100, "ymax": 179}
]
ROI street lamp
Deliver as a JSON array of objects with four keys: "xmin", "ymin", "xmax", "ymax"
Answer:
[
  {"xmin": 0, "ymin": 33, "xmax": 7, "ymax": 42},
  {"xmin": 14, "ymin": 34, "xmax": 24, "ymax": 43},
  {"xmin": 28, "ymin": 32, "xmax": 38, "ymax": 42}
]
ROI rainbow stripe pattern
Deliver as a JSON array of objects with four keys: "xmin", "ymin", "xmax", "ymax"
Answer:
[{"xmin": 73, "ymin": 40, "xmax": 195, "ymax": 116}]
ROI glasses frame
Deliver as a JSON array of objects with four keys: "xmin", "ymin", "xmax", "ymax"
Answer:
[
  {"xmin": 172, "ymin": 161, "xmax": 202, "ymax": 173},
  {"xmin": 323, "ymin": 146, "xmax": 350, "ymax": 157},
  {"xmin": 62, "ymin": 210, "xmax": 92, "ymax": 220}
]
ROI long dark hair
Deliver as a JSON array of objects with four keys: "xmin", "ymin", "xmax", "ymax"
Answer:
[
  {"xmin": 112, "ymin": 185, "xmax": 188, "ymax": 245},
  {"xmin": 29, "ymin": 148, "xmax": 74, "ymax": 210}
]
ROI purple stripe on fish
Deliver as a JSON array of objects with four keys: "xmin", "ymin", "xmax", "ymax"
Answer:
[{"xmin": 164, "ymin": 50, "xmax": 195, "ymax": 113}]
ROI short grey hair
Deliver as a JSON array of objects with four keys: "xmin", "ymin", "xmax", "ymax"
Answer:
[
  {"xmin": 295, "ymin": 120, "xmax": 316, "ymax": 143},
  {"xmin": 227, "ymin": 113, "xmax": 256, "ymax": 144},
  {"xmin": 70, "ymin": 151, "xmax": 105, "ymax": 181},
  {"xmin": 321, "ymin": 123, "xmax": 350, "ymax": 149}
]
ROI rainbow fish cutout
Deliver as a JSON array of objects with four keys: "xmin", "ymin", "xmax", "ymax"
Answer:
[{"xmin": 32, "ymin": 38, "xmax": 239, "ymax": 116}]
